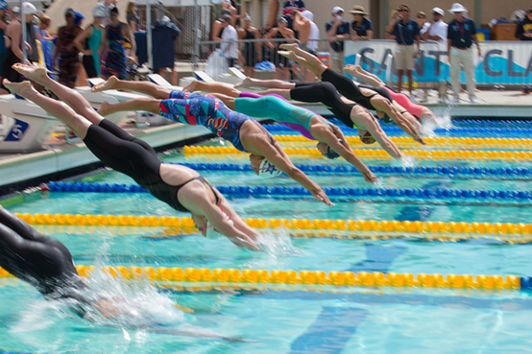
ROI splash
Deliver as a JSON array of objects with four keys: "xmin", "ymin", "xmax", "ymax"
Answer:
[
  {"xmin": 400, "ymin": 155, "xmax": 415, "ymax": 168},
  {"xmin": 254, "ymin": 227, "xmax": 298, "ymax": 257}
]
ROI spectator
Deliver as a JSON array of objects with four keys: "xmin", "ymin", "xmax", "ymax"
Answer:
[
  {"xmin": 421, "ymin": 7, "xmax": 448, "ymax": 102},
  {"xmin": 99, "ymin": 0, "xmax": 114, "ymax": 25},
  {"xmin": 421, "ymin": 7, "xmax": 447, "ymax": 44},
  {"xmin": 416, "ymin": 11, "xmax": 430, "ymax": 34},
  {"xmin": 447, "ymin": 3, "xmax": 481, "ymax": 104},
  {"xmin": 266, "ymin": 17, "xmax": 295, "ymax": 80},
  {"xmin": 222, "ymin": 0, "xmax": 238, "ymax": 26},
  {"xmin": 515, "ymin": 7, "xmax": 532, "ymax": 40},
  {"xmin": 35, "ymin": 14, "xmax": 53, "ymax": 71},
  {"xmin": 385, "ymin": 3, "xmax": 420, "ymax": 96},
  {"xmin": 99, "ymin": 6, "xmax": 135, "ymax": 79},
  {"xmin": 152, "ymin": 16, "xmax": 180, "ymax": 85},
  {"xmin": 265, "ymin": 0, "xmax": 305, "ymax": 31},
  {"xmin": 291, "ymin": 10, "xmax": 318, "ymax": 81},
  {"xmin": 1, "ymin": 1, "xmax": 39, "ymax": 94},
  {"xmin": 326, "ymin": 6, "xmax": 350, "ymax": 74},
  {"xmin": 350, "ymin": 6, "xmax": 373, "ymax": 41},
  {"xmin": 212, "ymin": 10, "xmax": 231, "ymax": 41},
  {"xmin": 238, "ymin": 14, "xmax": 261, "ymax": 78},
  {"xmin": 126, "ymin": 1, "xmax": 140, "ymax": 33},
  {"xmin": 74, "ymin": 5, "xmax": 105, "ymax": 79},
  {"xmin": 0, "ymin": 0, "xmax": 9, "ymax": 85},
  {"xmin": 54, "ymin": 8, "xmax": 83, "ymax": 88},
  {"xmin": 219, "ymin": 15, "xmax": 238, "ymax": 68}
]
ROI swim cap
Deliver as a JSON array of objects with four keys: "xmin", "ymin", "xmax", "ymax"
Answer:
[
  {"xmin": 322, "ymin": 139, "xmax": 343, "ymax": 159},
  {"xmin": 205, "ymin": 212, "xmax": 234, "ymax": 239},
  {"xmin": 381, "ymin": 113, "xmax": 392, "ymax": 123},
  {"xmin": 360, "ymin": 131, "xmax": 376, "ymax": 145},
  {"xmin": 258, "ymin": 158, "xmax": 282, "ymax": 177}
]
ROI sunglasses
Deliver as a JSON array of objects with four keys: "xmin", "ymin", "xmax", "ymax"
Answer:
[{"xmin": 398, "ymin": 9, "xmax": 409, "ymax": 12}]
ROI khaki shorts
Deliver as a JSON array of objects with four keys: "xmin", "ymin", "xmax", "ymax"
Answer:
[{"xmin": 395, "ymin": 44, "xmax": 416, "ymax": 71}]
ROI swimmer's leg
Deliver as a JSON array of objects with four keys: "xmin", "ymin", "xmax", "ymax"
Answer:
[
  {"xmin": 92, "ymin": 75, "xmax": 172, "ymax": 99},
  {"xmin": 235, "ymin": 77, "xmax": 295, "ymax": 90},
  {"xmin": 205, "ymin": 93, "xmax": 237, "ymax": 110},
  {"xmin": 183, "ymin": 80, "xmax": 240, "ymax": 98},
  {"xmin": 343, "ymin": 65, "xmax": 385, "ymax": 87},
  {"xmin": 257, "ymin": 88, "xmax": 291, "ymax": 98},
  {"xmin": 4, "ymin": 79, "xmax": 92, "ymax": 138},
  {"xmin": 279, "ymin": 44, "xmax": 328, "ymax": 78},
  {"xmin": 98, "ymin": 97, "xmax": 161, "ymax": 117},
  {"xmin": 11, "ymin": 64, "xmax": 103, "ymax": 126}
]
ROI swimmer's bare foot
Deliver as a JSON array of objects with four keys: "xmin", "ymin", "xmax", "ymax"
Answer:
[
  {"xmin": 92, "ymin": 76, "xmax": 118, "ymax": 92},
  {"xmin": 12, "ymin": 64, "xmax": 49, "ymax": 85},
  {"xmin": 279, "ymin": 43, "xmax": 298, "ymax": 51},
  {"xmin": 3, "ymin": 79, "xmax": 36, "ymax": 98},
  {"xmin": 183, "ymin": 79, "xmax": 198, "ymax": 93},
  {"xmin": 278, "ymin": 51, "xmax": 297, "ymax": 60},
  {"xmin": 234, "ymin": 77, "xmax": 252, "ymax": 89},
  {"xmin": 97, "ymin": 101, "xmax": 112, "ymax": 116}
]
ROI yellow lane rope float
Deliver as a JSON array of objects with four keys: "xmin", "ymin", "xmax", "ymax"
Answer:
[
  {"xmin": 182, "ymin": 146, "xmax": 532, "ymax": 161},
  {"xmin": 13, "ymin": 213, "xmax": 532, "ymax": 243},
  {"xmin": 0, "ymin": 266, "xmax": 521, "ymax": 291},
  {"xmin": 273, "ymin": 135, "xmax": 532, "ymax": 149}
]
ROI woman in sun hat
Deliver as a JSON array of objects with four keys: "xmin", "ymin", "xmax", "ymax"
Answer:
[{"xmin": 350, "ymin": 6, "xmax": 373, "ymax": 40}]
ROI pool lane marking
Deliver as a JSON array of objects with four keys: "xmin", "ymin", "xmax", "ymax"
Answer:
[{"xmin": 289, "ymin": 307, "xmax": 368, "ymax": 354}]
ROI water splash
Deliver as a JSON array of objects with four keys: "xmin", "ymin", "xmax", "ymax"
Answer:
[
  {"xmin": 400, "ymin": 155, "xmax": 416, "ymax": 168},
  {"xmin": 255, "ymin": 227, "xmax": 298, "ymax": 257}
]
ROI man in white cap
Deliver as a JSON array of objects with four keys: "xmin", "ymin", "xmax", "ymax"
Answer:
[
  {"xmin": 326, "ymin": 6, "xmax": 350, "ymax": 73},
  {"xmin": 421, "ymin": 7, "xmax": 448, "ymax": 102},
  {"xmin": 447, "ymin": 3, "xmax": 481, "ymax": 104}
]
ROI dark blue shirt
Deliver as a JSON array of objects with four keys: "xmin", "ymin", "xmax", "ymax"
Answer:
[
  {"xmin": 448, "ymin": 18, "xmax": 477, "ymax": 48},
  {"xmin": 391, "ymin": 18, "xmax": 419, "ymax": 45},
  {"xmin": 326, "ymin": 20, "xmax": 350, "ymax": 52},
  {"xmin": 282, "ymin": 0, "xmax": 305, "ymax": 28},
  {"xmin": 351, "ymin": 17, "xmax": 373, "ymax": 37}
]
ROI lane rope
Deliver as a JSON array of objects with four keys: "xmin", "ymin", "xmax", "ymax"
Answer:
[
  {"xmin": 0, "ymin": 266, "xmax": 523, "ymax": 291},
  {"xmin": 46, "ymin": 182, "xmax": 532, "ymax": 201},
  {"xmin": 13, "ymin": 213, "xmax": 532, "ymax": 243},
  {"xmin": 182, "ymin": 146, "xmax": 532, "ymax": 161}
]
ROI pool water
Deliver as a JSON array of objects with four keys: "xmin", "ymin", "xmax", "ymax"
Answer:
[{"xmin": 1, "ymin": 123, "xmax": 532, "ymax": 353}]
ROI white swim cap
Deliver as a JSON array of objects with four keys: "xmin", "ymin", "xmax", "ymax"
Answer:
[
  {"xmin": 258, "ymin": 158, "xmax": 282, "ymax": 178},
  {"xmin": 205, "ymin": 212, "xmax": 234, "ymax": 239}
]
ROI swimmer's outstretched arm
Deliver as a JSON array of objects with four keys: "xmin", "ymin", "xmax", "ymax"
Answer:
[
  {"xmin": 312, "ymin": 123, "xmax": 377, "ymax": 183},
  {"xmin": 242, "ymin": 131, "xmax": 333, "ymax": 206},
  {"xmin": 180, "ymin": 188, "xmax": 260, "ymax": 251},
  {"xmin": 343, "ymin": 65, "xmax": 385, "ymax": 87},
  {"xmin": 92, "ymin": 76, "xmax": 173, "ymax": 99},
  {"xmin": 371, "ymin": 97, "xmax": 425, "ymax": 145}
]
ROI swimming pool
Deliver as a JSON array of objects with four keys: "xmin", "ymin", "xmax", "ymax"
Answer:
[{"xmin": 1, "ymin": 121, "xmax": 532, "ymax": 353}]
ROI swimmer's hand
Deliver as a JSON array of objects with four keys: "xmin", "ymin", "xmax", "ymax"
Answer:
[
  {"xmin": 233, "ymin": 235, "xmax": 262, "ymax": 251},
  {"xmin": 363, "ymin": 170, "xmax": 378, "ymax": 183},
  {"xmin": 313, "ymin": 189, "xmax": 334, "ymax": 206}
]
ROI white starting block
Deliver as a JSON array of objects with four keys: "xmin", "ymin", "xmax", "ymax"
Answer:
[{"xmin": 0, "ymin": 95, "xmax": 61, "ymax": 153}]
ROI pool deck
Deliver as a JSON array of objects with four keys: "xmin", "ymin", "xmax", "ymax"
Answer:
[{"xmin": 0, "ymin": 89, "xmax": 530, "ymax": 194}]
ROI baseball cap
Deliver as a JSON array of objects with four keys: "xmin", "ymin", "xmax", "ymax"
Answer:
[
  {"xmin": 219, "ymin": 15, "xmax": 231, "ymax": 22},
  {"xmin": 93, "ymin": 5, "xmax": 107, "ymax": 18},
  {"xmin": 332, "ymin": 6, "xmax": 344, "ymax": 14},
  {"xmin": 65, "ymin": 8, "xmax": 75, "ymax": 17},
  {"xmin": 432, "ymin": 7, "xmax": 444, "ymax": 16}
]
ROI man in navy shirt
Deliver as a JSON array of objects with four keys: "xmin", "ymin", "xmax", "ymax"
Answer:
[
  {"xmin": 447, "ymin": 3, "xmax": 481, "ymax": 104},
  {"xmin": 326, "ymin": 6, "xmax": 350, "ymax": 73},
  {"xmin": 350, "ymin": 6, "xmax": 373, "ymax": 41},
  {"xmin": 515, "ymin": 7, "xmax": 532, "ymax": 41},
  {"xmin": 385, "ymin": 3, "xmax": 420, "ymax": 96}
]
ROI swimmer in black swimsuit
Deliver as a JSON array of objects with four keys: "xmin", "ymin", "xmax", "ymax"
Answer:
[
  {"xmin": 4, "ymin": 64, "xmax": 262, "ymax": 250},
  {"xmin": 273, "ymin": 43, "xmax": 425, "ymax": 144}
]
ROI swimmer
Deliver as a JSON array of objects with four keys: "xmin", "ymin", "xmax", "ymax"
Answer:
[
  {"xmin": 0, "ymin": 206, "xmax": 246, "ymax": 341},
  {"xmin": 182, "ymin": 80, "xmax": 392, "ymax": 173},
  {"xmin": 93, "ymin": 79, "xmax": 374, "ymax": 186},
  {"xmin": 343, "ymin": 64, "xmax": 438, "ymax": 126},
  {"xmin": 5, "ymin": 64, "xmax": 265, "ymax": 250},
  {"xmin": 219, "ymin": 79, "xmax": 404, "ymax": 160},
  {"xmin": 257, "ymin": 44, "xmax": 425, "ymax": 144}
]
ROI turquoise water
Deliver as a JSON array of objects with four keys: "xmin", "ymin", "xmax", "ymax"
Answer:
[{"xmin": 2, "ymin": 130, "xmax": 532, "ymax": 353}]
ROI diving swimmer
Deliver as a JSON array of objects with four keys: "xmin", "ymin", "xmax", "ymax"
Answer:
[{"xmin": 4, "ymin": 64, "xmax": 264, "ymax": 250}]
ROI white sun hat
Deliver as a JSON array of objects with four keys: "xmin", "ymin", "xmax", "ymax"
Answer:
[{"xmin": 449, "ymin": 3, "xmax": 468, "ymax": 14}]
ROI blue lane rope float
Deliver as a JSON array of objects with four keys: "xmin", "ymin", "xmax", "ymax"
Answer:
[
  {"xmin": 263, "ymin": 123, "xmax": 532, "ymax": 136},
  {"xmin": 452, "ymin": 119, "xmax": 532, "ymax": 128},
  {"xmin": 46, "ymin": 182, "xmax": 532, "ymax": 201},
  {"xmin": 172, "ymin": 162, "xmax": 532, "ymax": 180}
]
